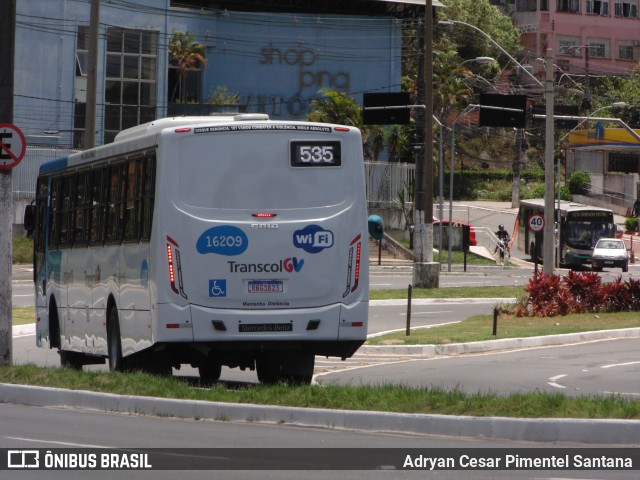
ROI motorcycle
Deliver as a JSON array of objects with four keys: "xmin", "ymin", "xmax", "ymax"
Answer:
[{"xmin": 496, "ymin": 238, "xmax": 510, "ymax": 262}]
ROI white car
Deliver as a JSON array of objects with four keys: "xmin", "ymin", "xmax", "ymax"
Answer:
[{"xmin": 591, "ymin": 238, "xmax": 629, "ymax": 272}]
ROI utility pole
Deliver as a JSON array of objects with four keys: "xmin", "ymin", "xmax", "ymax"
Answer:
[
  {"xmin": 512, "ymin": 128, "xmax": 524, "ymax": 208},
  {"xmin": 412, "ymin": 0, "xmax": 439, "ymax": 288},
  {"xmin": 0, "ymin": 0, "xmax": 16, "ymax": 366},
  {"xmin": 543, "ymin": 48, "xmax": 555, "ymax": 275},
  {"xmin": 84, "ymin": 0, "xmax": 100, "ymax": 149}
]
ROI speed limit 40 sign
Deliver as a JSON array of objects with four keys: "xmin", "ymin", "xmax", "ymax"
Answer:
[
  {"xmin": 528, "ymin": 213, "xmax": 545, "ymax": 233},
  {"xmin": 0, "ymin": 124, "xmax": 27, "ymax": 170}
]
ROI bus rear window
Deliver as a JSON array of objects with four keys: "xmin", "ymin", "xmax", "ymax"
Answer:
[{"xmin": 178, "ymin": 135, "xmax": 348, "ymax": 210}]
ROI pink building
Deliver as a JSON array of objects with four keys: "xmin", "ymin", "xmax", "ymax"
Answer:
[{"xmin": 508, "ymin": 0, "xmax": 640, "ymax": 77}]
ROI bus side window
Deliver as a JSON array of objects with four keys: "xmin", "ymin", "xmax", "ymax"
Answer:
[
  {"xmin": 34, "ymin": 177, "xmax": 48, "ymax": 251},
  {"xmin": 123, "ymin": 157, "xmax": 139, "ymax": 242},
  {"xmin": 90, "ymin": 167, "xmax": 106, "ymax": 244},
  {"xmin": 49, "ymin": 177, "xmax": 61, "ymax": 249},
  {"xmin": 60, "ymin": 175, "xmax": 75, "ymax": 248},
  {"xmin": 74, "ymin": 171, "xmax": 91, "ymax": 246},
  {"xmin": 140, "ymin": 152, "xmax": 155, "ymax": 241}
]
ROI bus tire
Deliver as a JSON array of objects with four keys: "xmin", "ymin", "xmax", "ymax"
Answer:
[
  {"xmin": 49, "ymin": 298, "xmax": 61, "ymax": 350},
  {"xmin": 60, "ymin": 350, "xmax": 84, "ymax": 370},
  {"xmin": 256, "ymin": 356, "xmax": 278, "ymax": 385},
  {"xmin": 198, "ymin": 362, "xmax": 222, "ymax": 386},
  {"xmin": 256, "ymin": 352, "xmax": 314, "ymax": 385},
  {"xmin": 107, "ymin": 307, "xmax": 127, "ymax": 372}
]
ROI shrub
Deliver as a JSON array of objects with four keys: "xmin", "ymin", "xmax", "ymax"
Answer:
[
  {"xmin": 625, "ymin": 217, "xmax": 639, "ymax": 232},
  {"xmin": 568, "ymin": 170, "xmax": 591, "ymax": 195},
  {"xmin": 522, "ymin": 270, "xmax": 640, "ymax": 317}
]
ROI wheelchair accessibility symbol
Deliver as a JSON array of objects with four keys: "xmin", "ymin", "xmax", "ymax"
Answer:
[{"xmin": 209, "ymin": 279, "xmax": 227, "ymax": 297}]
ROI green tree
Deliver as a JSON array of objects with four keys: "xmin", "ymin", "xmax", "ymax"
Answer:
[
  {"xmin": 387, "ymin": 125, "xmax": 413, "ymax": 163},
  {"xmin": 309, "ymin": 89, "xmax": 394, "ymax": 162},
  {"xmin": 168, "ymin": 31, "xmax": 206, "ymax": 103},
  {"xmin": 438, "ymin": 0, "xmax": 522, "ymax": 63},
  {"xmin": 308, "ymin": 89, "xmax": 361, "ymax": 126},
  {"xmin": 568, "ymin": 170, "xmax": 592, "ymax": 195}
]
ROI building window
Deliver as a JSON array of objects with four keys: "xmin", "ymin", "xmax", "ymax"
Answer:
[
  {"xmin": 558, "ymin": 37, "xmax": 582, "ymax": 56},
  {"xmin": 516, "ymin": 0, "xmax": 537, "ymax": 11},
  {"xmin": 557, "ymin": 0, "xmax": 580, "ymax": 12},
  {"xmin": 609, "ymin": 152, "xmax": 640, "ymax": 173},
  {"xmin": 73, "ymin": 26, "xmax": 89, "ymax": 149},
  {"xmin": 614, "ymin": 0, "xmax": 638, "ymax": 17},
  {"xmin": 587, "ymin": 0, "xmax": 610, "ymax": 14},
  {"xmin": 588, "ymin": 39, "xmax": 609, "ymax": 58},
  {"xmin": 104, "ymin": 28, "xmax": 158, "ymax": 144},
  {"xmin": 617, "ymin": 41, "xmax": 638, "ymax": 61}
]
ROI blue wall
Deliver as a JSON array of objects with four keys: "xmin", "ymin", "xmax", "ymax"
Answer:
[{"xmin": 15, "ymin": 1, "xmax": 401, "ymax": 146}]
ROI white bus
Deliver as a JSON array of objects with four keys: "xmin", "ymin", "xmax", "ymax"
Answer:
[
  {"xmin": 516, "ymin": 199, "xmax": 616, "ymax": 268},
  {"xmin": 25, "ymin": 114, "xmax": 369, "ymax": 384}
]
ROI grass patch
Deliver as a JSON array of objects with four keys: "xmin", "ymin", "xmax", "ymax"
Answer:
[
  {"xmin": 0, "ymin": 364, "xmax": 639, "ymax": 419},
  {"xmin": 399, "ymin": 245, "xmax": 497, "ymax": 266},
  {"xmin": 370, "ymin": 285, "xmax": 524, "ymax": 301},
  {"xmin": 12, "ymin": 236, "xmax": 33, "ymax": 264},
  {"xmin": 367, "ymin": 311, "xmax": 640, "ymax": 346},
  {"xmin": 13, "ymin": 307, "xmax": 35, "ymax": 326}
]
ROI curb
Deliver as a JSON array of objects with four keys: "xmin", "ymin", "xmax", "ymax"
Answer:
[
  {"xmin": 360, "ymin": 327, "xmax": 640, "ymax": 356},
  {"xmin": 6, "ymin": 324, "xmax": 640, "ymax": 445},
  {"xmin": 1, "ymin": 383, "xmax": 638, "ymax": 445}
]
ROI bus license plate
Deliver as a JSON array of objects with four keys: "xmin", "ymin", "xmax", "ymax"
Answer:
[{"xmin": 248, "ymin": 280, "xmax": 284, "ymax": 293}]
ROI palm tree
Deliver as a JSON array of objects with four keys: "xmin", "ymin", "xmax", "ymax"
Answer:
[
  {"xmin": 168, "ymin": 31, "xmax": 206, "ymax": 103},
  {"xmin": 308, "ymin": 89, "xmax": 362, "ymax": 126}
]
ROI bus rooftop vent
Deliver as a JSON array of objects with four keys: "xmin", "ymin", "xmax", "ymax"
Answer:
[{"xmin": 234, "ymin": 114, "xmax": 269, "ymax": 122}]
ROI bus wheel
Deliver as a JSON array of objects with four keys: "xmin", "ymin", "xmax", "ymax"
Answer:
[
  {"xmin": 256, "ymin": 352, "xmax": 314, "ymax": 385},
  {"xmin": 107, "ymin": 308, "xmax": 127, "ymax": 372},
  {"xmin": 60, "ymin": 351, "xmax": 84, "ymax": 370},
  {"xmin": 198, "ymin": 362, "xmax": 222, "ymax": 386},
  {"xmin": 49, "ymin": 299, "xmax": 61, "ymax": 350},
  {"xmin": 256, "ymin": 356, "xmax": 278, "ymax": 385}
]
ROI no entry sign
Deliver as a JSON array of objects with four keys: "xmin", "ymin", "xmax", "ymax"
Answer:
[{"xmin": 0, "ymin": 124, "xmax": 27, "ymax": 170}]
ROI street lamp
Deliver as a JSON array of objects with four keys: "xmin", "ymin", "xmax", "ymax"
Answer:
[
  {"xmin": 458, "ymin": 56, "xmax": 495, "ymax": 66},
  {"xmin": 440, "ymin": 19, "xmax": 558, "ymax": 274},
  {"xmin": 556, "ymin": 102, "xmax": 628, "ymax": 145},
  {"xmin": 439, "ymin": 20, "xmax": 543, "ymax": 89}
]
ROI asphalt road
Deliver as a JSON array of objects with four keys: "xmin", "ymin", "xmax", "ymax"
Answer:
[
  {"xmin": 3, "ymin": 403, "xmax": 636, "ymax": 480},
  {"xmin": 316, "ymin": 337, "xmax": 640, "ymax": 398}
]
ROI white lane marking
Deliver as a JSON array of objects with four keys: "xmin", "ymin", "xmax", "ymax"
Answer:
[
  {"xmin": 398, "ymin": 310, "xmax": 452, "ymax": 317},
  {"xmin": 5, "ymin": 436, "xmax": 109, "ymax": 449},
  {"xmin": 547, "ymin": 374, "xmax": 568, "ymax": 389},
  {"xmin": 601, "ymin": 361, "xmax": 640, "ymax": 369}
]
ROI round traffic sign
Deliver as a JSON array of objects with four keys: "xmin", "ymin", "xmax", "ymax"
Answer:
[
  {"xmin": 0, "ymin": 123, "xmax": 27, "ymax": 170},
  {"xmin": 528, "ymin": 213, "xmax": 545, "ymax": 233}
]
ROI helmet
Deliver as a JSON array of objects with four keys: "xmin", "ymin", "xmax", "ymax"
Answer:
[{"xmin": 498, "ymin": 224, "xmax": 504, "ymax": 230}]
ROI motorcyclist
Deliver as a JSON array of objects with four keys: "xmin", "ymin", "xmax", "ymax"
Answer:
[{"xmin": 494, "ymin": 224, "xmax": 510, "ymax": 255}]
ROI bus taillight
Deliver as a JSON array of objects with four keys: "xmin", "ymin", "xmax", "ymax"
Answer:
[
  {"xmin": 166, "ymin": 236, "xmax": 188, "ymax": 298},
  {"xmin": 352, "ymin": 239, "xmax": 362, "ymax": 293},
  {"xmin": 167, "ymin": 243, "xmax": 179, "ymax": 294},
  {"xmin": 343, "ymin": 234, "xmax": 362, "ymax": 297}
]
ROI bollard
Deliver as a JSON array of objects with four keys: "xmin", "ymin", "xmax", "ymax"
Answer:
[
  {"xmin": 406, "ymin": 285, "xmax": 412, "ymax": 336},
  {"xmin": 631, "ymin": 236, "xmax": 635, "ymax": 264},
  {"xmin": 492, "ymin": 307, "xmax": 498, "ymax": 336}
]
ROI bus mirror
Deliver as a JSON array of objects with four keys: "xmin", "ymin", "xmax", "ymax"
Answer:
[
  {"xmin": 24, "ymin": 204, "xmax": 35, "ymax": 237},
  {"xmin": 368, "ymin": 215, "xmax": 384, "ymax": 241}
]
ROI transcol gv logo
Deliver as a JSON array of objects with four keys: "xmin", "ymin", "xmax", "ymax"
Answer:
[
  {"xmin": 227, "ymin": 257, "xmax": 304, "ymax": 273},
  {"xmin": 293, "ymin": 225, "xmax": 334, "ymax": 254}
]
